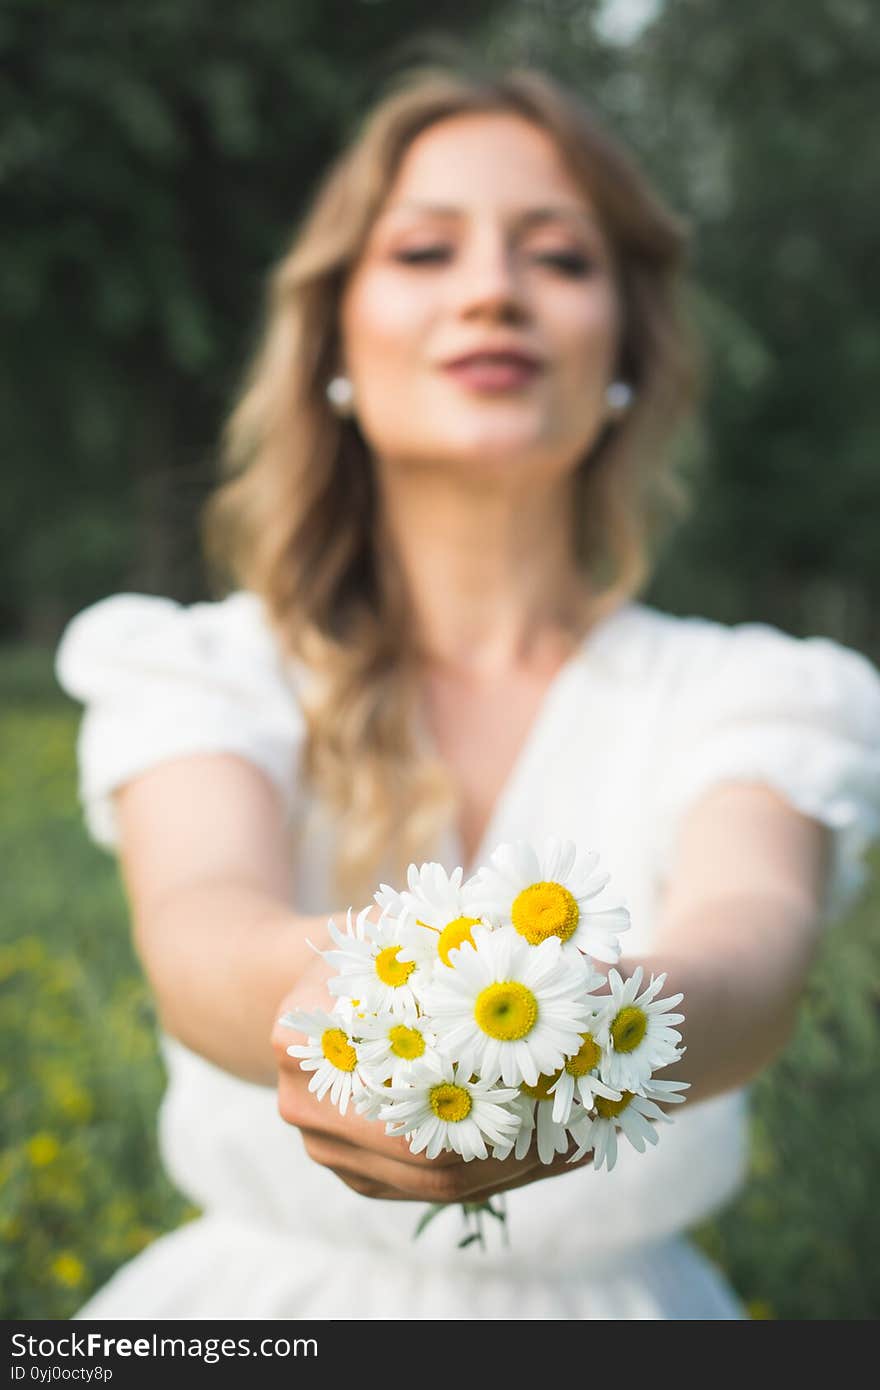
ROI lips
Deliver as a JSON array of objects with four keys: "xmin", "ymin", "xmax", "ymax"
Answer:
[{"xmin": 442, "ymin": 351, "xmax": 542, "ymax": 392}]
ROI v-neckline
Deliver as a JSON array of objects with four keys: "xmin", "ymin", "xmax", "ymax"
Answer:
[{"xmin": 441, "ymin": 600, "xmax": 635, "ymax": 880}]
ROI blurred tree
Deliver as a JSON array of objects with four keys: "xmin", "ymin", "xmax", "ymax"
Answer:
[
  {"xmin": 488, "ymin": 0, "xmax": 880, "ymax": 646},
  {"xmin": 631, "ymin": 0, "xmax": 880, "ymax": 647}
]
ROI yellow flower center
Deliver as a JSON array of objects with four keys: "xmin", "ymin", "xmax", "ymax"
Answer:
[
  {"xmin": 387, "ymin": 1024, "xmax": 426, "ymax": 1060},
  {"xmin": 437, "ymin": 915, "xmax": 480, "ymax": 967},
  {"xmin": 26, "ymin": 1133, "xmax": 61, "ymax": 1167},
  {"xmin": 429, "ymin": 1083, "xmax": 473, "ymax": 1123},
  {"xmin": 511, "ymin": 880, "xmax": 580, "ymax": 945},
  {"xmin": 473, "ymin": 980, "xmax": 538, "ymax": 1040},
  {"xmin": 374, "ymin": 946, "xmax": 416, "ymax": 988},
  {"xmin": 50, "ymin": 1253, "xmax": 86, "ymax": 1288},
  {"xmin": 610, "ymin": 1006, "xmax": 647, "ymax": 1054},
  {"xmin": 321, "ymin": 1027, "xmax": 357, "ymax": 1072},
  {"xmin": 521, "ymin": 1069, "xmax": 562, "ymax": 1102},
  {"xmin": 565, "ymin": 1032, "xmax": 602, "ymax": 1077},
  {"xmin": 595, "ymin": 1091, "xmax": 635, "ymax": 1120}
]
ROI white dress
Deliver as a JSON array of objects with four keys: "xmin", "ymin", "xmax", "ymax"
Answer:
[{"xmin": 53, "ymin": 591, "xmax": 880, "ymax": 1321}]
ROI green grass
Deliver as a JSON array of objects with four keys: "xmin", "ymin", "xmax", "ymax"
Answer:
[
  {"xmin": 0, "ymin": 645, "xmax": 195, "ymax": 1319},
  {"xmin": 2, "ymin": 641, "xmax": 879, "ymax": 1319}
]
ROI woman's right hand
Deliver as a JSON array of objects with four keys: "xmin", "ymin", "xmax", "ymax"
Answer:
[{"xmin": 270, "ymin": 915, "xmax": 593, "ymax": 1204}]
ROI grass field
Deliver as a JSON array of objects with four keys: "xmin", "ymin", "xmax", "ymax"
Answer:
[{"xmin": 2, "ymin": 641, "xmax": 879, "ymax": 1320}]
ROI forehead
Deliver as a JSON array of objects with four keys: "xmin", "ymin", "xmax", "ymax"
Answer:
[{"xmin": 377, "ymin": 111, "xmax": 598, "ymax": 223}]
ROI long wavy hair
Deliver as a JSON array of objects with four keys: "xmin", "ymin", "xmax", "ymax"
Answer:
[{"xmin": 200, "ymin": 60, "xmax": 704, "ymax": 908}]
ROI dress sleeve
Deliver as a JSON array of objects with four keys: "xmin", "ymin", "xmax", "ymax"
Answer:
[
  {"xmin": 651, "ymin": 619, "xmax": 880, "ymax": 926},
  {"xmin": 54, "ymin": 590, "xmax": 307, "ymax": 853}
]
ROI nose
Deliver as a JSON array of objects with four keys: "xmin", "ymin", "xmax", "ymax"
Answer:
[{"xmin": 450, "ymin": 228, "xmax": 529, "ymax": 323}]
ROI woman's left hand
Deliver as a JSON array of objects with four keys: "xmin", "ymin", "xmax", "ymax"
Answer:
[{"xmin": 271, "ymin": 945, "xmax": 593, "ymax": 1204}]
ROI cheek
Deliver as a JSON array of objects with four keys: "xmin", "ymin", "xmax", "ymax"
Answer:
[
  {"xmin": 554, "ymin": 284, "xmax": 620, "ymax": 381},
  {"xmin": 341, "ymin": 272, "xmax": 440, "ymax": 450},
  {"xmin": 343, "ymin": 271, "xmax": 431, "ymax": 365},
  {"xmin": 546, "ymin": 291, "xmax": 620, "ymax": 437},
  {"xmin": 535, "ymin": 287, "xmax": 620, "ymax": 451}
]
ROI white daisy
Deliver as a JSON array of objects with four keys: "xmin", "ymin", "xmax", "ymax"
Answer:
[
  {"xmin": 595, "ymin": 967, "xmax": 685, "ymax": 1093},
  {"xmin": 567, "ymin": 1076, "xmax": 691, "ymax": 1172},
  {"xmin": 466, "ymin": 836, "xmax": 631, "ymax": 965},
  {"xmin": 354, "ymin": 1077, "xmax": 395, "ymax": 1121},
  {"xmin": 278, "ymin": 1007, "xmax": 364, "ymax": 1117},
  {"xmin": 393, "ymin": 860, "xmax": 488, "ymax": 975},
  {"xmin": 548, "ymin": 1026, "xmax": 622, "ymax": 1125},
  {"xmin": 378, "ymin": 1059, "xmax": 521, "ymax": 1161},
  {"xmin": 328, "ymin": 989, "xmax": 369, "ymax": 1031},
  {"xmin": 354, "ymin": 1011, "xmax": 440, "ymax": 1085},
  {"xmin": 322, "ymin": 904, "xmax": 426, "ymax": 1017},
  {"xmin": 422, "ymin": 923, "xmax": 593, "ymax": 1088},
  {"xmin": 492, "ymin": 1073, "xmax": 589, "ymax": 1164},
  {"xmin": 372, "ymin": 876, "xmax": 410, "ymax": 921}
]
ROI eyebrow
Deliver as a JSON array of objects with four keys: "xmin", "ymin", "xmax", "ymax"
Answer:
[{"xmin": 380, "ymin": 201, "xmax": 601, "ymax": 232}]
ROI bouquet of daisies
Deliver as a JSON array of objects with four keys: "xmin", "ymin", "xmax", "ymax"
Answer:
[{"xmin": 279, "ymin": 837, "xmax": 688, "ymax": 1239}]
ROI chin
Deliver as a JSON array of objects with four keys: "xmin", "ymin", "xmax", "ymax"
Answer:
[{"xmin": 438, "ymin": 415, "xmax": 552, "ymax": 467}]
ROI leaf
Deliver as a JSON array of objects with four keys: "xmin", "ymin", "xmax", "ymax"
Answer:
[
  {"xmin": 412, "ymin": 1203, "xmax": 446, "ymax": 1240},
  {"xmin": 484, "ymin": 1200, "xmax": 507, "ymax": 1225},
  {"xmin": 457, "ymin": 1232, "xmax": 484, "ymax": 1249}
]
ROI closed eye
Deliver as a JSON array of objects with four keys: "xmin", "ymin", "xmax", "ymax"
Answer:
[
  {"xmin": 392, "ymin": 246, "xmax": 594, "ymax": 276},
  {"xmin": 393, "ymin": 246, "xmax": 451, "ymax": 264},
  {"xmin": 537, "ymin": 251, "xmax": 593, "ymax": 277}
]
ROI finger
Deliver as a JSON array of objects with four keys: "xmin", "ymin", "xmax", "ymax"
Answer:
[
  {"xmin": 460, "ymin": 1148, "xmax": 594, "ymax": 1202},
  {"xmin": 422, "ymin": 1134, "xmax": 594, "ymax": 1203},
  {"xmin": 310, "ymin": 1134, "xmax": 592, "ymax": 1205},
  {"xmin": 324, "ymin": 1165, "xmax": 425, "ymax": 1202},
  {"xmin": 279, "ymin": 1074, "xmax": 464, "ymax": 1168},
  {"xmin": 323, "ymin": 1167, "xmax": 401, "ymax": 1200},
  {"xmin": 299, "ymin": 1127, "xmax": 546, "ymax": 1203}
]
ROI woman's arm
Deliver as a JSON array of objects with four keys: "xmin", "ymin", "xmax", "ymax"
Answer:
[
  {"xmin": 631, "ymin": 779, "xmax": 833, "ymax": 1104},
  {"xmin": 113, "ymin": 750, "xmax": 337, "ymax": 1086}
]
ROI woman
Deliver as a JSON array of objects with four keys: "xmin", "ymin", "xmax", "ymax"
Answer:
[{"xmin": 55, "ymin": 62, "xmax": 880, "ymax": 1319}]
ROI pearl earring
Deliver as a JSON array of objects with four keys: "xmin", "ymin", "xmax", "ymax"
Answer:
[
  {"xmin": 326, "ymin": 375, "xmax": 355, "ymax": 416},
  {"xmin": 605, "ymin": 380, "xmax": 634, "ymax": 419}
]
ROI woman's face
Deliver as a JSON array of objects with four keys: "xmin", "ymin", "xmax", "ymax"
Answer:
[{"xmin": 338, "ymin": 111, "xmax": 624, "ymax": 482}]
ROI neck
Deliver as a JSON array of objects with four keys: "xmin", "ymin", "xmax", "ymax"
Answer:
[{"xmin": 373, "ymin": 459, "xmax": 595, "ymax": 680}]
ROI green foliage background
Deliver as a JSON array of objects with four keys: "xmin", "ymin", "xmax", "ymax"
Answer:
[{"xmin": 4, "ymin": 0, "xmax": 879, "ymax": 1319}]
